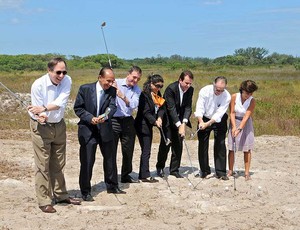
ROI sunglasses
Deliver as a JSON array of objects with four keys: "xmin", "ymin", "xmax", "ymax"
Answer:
[
  {"xmin": 55, "ymin": 71, "xmax": 67, "ymax": 75},
  {"xmin": 154, "ymin": 84, "xmax": 164, "ymax": 89}
]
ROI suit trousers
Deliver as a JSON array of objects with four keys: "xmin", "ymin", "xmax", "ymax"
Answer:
[
  {"xmin": 136, "ymin": 131, "xmax": 153, "ymax": 179},
  {"xmin": 197, "ymin": 114, "xmax": 228, "ymax": 176},
  {"xmin": 79, "ymin": 134, "xmax": 118, "ymax": 196},
  {"xmin": 156, "ymin": 126, "xmax": 183, "ymax": 173},
  {"xmin": 112, "ymin": 116, "xmax": 136, "ymax": 180},
  {"xmin": 30, "ymin": 119, "xmax": 69, "ymax": 206}
]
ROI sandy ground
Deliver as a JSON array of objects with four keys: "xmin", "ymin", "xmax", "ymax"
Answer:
[{"xmin": 1, "ymin": 129, "xmax": 300, "ymax": 230}]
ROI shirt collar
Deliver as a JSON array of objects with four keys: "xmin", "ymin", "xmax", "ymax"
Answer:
[
  {"xmin": 46, "ymin": 73, "xmax": 57, "ymax": 87},
  {"xmin": 96, "ymin": 81, "xmax": 104, "ymax": 92},
  {"xmin": 178, "ymin": 83, "xmax": 185, "ymax": 94}
]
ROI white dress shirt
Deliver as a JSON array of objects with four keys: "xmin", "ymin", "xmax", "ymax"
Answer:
[
  {"xmin": 30, "ymin": 73, "xmax": 72, "ymax": 123},
  {"xmin": 175, "ymin": 84, "xmax": 188, "ymax": 127},
  {"xmin": 194, "ymin": 84, "xmax": 231, "ymax": 123},
  {"xmin": 96, "ymin": 81, "xmax": 105, "ymax": 116}
]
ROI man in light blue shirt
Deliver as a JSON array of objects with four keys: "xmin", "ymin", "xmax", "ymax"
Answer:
[{"xmin": 112, "ymin": 66, "xmax": 142, "ymax": 183}]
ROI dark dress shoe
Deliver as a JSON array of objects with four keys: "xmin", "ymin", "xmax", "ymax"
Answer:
[
  {"xmin": 39, "ymin": 205, "xmax": 56, "ymax": 213},
  {"xmin": 82, "ymin": 194, "xmax": 94, "ymax": 202},
  {"xmin": 121, "ymin": 176, "xmax": 140, "ymax": 183},
  {"xmin": 170, "ymin": 172, "xmax": 184, "ymax": 178},
  {"xmin": 140, "ymin": 177, "xmax": 159, "ymax": 183},
  {"xmin": 107, "ymin": 187, "xmax": 126, "ymax": 194},
  {"xmin": 57, "ymin": 197, "xmax": 81, "ymax": 205},
  {"xmin": 156, "ymin": 169, "xmax": 165, "ymax": 178},
  {"xmin": 217, "ymin": 175, "xmax": 229, "ymax": 180},
  {"xmin": 200, "ymin": 172, "xmax": 211, "ymax": 178}
]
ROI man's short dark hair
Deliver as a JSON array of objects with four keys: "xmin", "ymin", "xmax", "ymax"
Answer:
[
  {"xmin": 47, "ymin": 57, "xmax": 67, "ymax": 71},
  {"xmin": 178, "ymin": 70, "xmax": 193, "ymax": 81}
]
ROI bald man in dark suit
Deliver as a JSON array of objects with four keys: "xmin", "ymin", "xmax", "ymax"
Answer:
[{"xmin": 74, "ymin": 67, "xmax": 126, "ymax": 201}]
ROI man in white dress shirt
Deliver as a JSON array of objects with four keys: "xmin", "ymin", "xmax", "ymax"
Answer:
[
  {"xmin": 194, "ymin": 76, "xmax": 231, "ymax": 180},
  {"xmin": 28, "ymin": 57, "xmax": 81, "ymax": 213}
]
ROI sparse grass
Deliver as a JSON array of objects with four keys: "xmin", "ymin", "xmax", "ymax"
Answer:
[{"xmin": 1, "ymin": 65, "xmax": 299, "ymax": 136}]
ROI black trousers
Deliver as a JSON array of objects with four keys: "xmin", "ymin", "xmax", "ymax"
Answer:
[
  {"xmin": 156, "ymin": 126, "xmax": 183, "ymax": 173},
  {"xmin": 79, "ymin": 134, "xmax": 118, "ymax": 196},
  {"xmin": 197, "ymin": 114, "xmax": 228, "ymax": 177},
  {"xmin": 112, "ymin": 116, "xmax": 136, "ymax": 179},
  {"xmin": 136, "ymin": 131, "xmax": 153, "ymax": 179}
]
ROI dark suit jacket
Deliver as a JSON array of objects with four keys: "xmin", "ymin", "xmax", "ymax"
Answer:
[
  {"xmin": 74, "ymin": 82, "xmax": 117, "ymax": 144},
  {"xmin": 164, "ymin": 81, "xmax": 194, "ymax": 128},
  {"xmin": 134, "ymin": 92, "xmax": 166, "ymax": 135}
]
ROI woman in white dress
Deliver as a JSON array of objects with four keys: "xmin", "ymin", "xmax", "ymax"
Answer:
[{"xmin": 227, "ymin": 80, "xmax": 258, "ymax": 181}]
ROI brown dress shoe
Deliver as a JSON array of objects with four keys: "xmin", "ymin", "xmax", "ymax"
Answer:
[
  {"xmin": 39, "ymin": 205, "xmax": 56, "ymax": 213},
  {"xmin": 57, "ymin": 197, "xmax": 81, "ymax": 205}
]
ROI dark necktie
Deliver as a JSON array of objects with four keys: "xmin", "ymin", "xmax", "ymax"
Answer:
[{"xmin": 98, "ymin": 90, "xmax": 105, "ymax": 116}]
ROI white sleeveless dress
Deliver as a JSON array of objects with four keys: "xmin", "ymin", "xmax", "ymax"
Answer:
[{"xmin": 228, "ymin": 93, "xmax": 254, "ymax": 152}]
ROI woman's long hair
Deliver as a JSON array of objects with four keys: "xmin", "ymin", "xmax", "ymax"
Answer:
[{"xmin": 143, "ymin": 74, "xmax": 164, "ymax": 97}]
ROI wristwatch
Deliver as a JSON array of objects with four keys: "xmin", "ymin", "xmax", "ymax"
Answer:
[{"xmin": 237, "ymin": 128, "xmax": 242, "ymax": 131}]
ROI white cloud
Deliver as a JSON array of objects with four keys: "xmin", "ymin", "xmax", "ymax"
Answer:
[
  {"xmin": 203, "ymin": 0, "xmax": 223, "ymax": 5},
  {"xmin": 0, "ymin": 0, "xmax": 47, "ymax": 14},
  {"xmin": 258, "ymin": 7, "xmax": 300, "ymax": 14},
  {"xmin": 0, "ymin": 0, "xmax": 24, "ymax": 10}
]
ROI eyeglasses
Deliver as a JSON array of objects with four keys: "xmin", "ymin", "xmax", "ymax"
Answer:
[
  {"xmin": 215, "ymin": 88, "xmax": 224, "ymax": 93},
  {"xmin": 154, "ymin": 84, "xmax": 164, "ymax": 89},
  {"xmin": 55, "ymin": 71, "xmax": 67, "ymax": 75},
  {"xmin": 214, "ymin": 85, "xmax": 225, "ymax": 93}
]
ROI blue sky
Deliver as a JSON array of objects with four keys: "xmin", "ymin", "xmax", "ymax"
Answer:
[{"xmin": 1, "ymin": 0, "xmax": 300, "ymax": 59}]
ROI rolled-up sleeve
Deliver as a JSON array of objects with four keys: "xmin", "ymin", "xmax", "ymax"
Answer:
[
  {"xmin": 194, "ymin": 89, "xmax": 206, "ymax": 118},
  {"xmin": 52, "ymin": 76, "xmax": 72, "ymax": 108},
  {"xmin": 128, "ymin": 87, "xmax": 141, "ymax": 109},
  {"xmin": 211, "ymin": 91, "xmax": 231, "ymax": 122}
]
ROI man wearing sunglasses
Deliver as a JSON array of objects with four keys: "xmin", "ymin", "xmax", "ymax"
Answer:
[
  {"xmin": 194, "ymin": 76, "xmax": 231, "ymax": 180},
  {"xmin": 27, "ymin": 57, "xmax": 81, "ymax": 213},
  {"xmin": 111, "ymin": 66, "xmax": 142, "ymax": 184},
  {"xmin": 156, "ymin": 70, "xmax": 194, "ymax": 179}
]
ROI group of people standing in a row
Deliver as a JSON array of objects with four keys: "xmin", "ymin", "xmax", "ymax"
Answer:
[{"xmin": 27, "ymin": 57, "xmax": 258, "ymax": 213}]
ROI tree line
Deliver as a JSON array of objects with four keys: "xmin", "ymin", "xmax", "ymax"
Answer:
[{"xmin": 1, "ymin": 47, "xmax": 299, "ymax": 72}]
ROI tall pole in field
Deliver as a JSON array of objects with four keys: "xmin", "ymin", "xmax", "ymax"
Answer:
[{"xmin": 100, "ymin": 22, "xmax": 112, "ymax": 68}]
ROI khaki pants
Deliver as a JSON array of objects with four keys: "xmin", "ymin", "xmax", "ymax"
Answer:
[{"xmin": 30, "ymin": 119, "xmax": 69, "ymax": 206}]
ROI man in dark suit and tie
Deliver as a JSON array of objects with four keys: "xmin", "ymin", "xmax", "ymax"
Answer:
[
  {"xmin": 156, "ymin": 70, "xmax": 194, "ymax": 178},
  {"xmin": 74, "ymin": 67, "xmax": 126, "ymax": 201}
]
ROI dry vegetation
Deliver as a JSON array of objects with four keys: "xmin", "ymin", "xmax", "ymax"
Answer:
[{"xmin": 1, "ymin": 66, "xmax": 300, "ymax": 136}]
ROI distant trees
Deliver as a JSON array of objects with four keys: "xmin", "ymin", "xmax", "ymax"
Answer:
[
  {"xmin": 234, "ymin": 47, "xmax": 269, "ymax": 61},
  {"xmin": 263, "ymin": 52, "xmax": 296, "ymax": 65},
  {"xmin": 212, "ymin": 47, "xmax": 299, "ymax": 67},
  {"xmin": 0, "ymin": 54, "xmax": 125, "ymax": 72},
  {"xmin": 0, "ymin": 54, "xmax": 58, "ymax": 71},
  {"xmin": 0, "ymin": 47, "xmax": 299, "ymax": 72}
]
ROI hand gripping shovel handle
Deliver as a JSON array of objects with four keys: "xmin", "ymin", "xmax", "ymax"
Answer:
[{"xmin": 190, "ymin": 127, "xmax": 200, "ymax": 139}]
